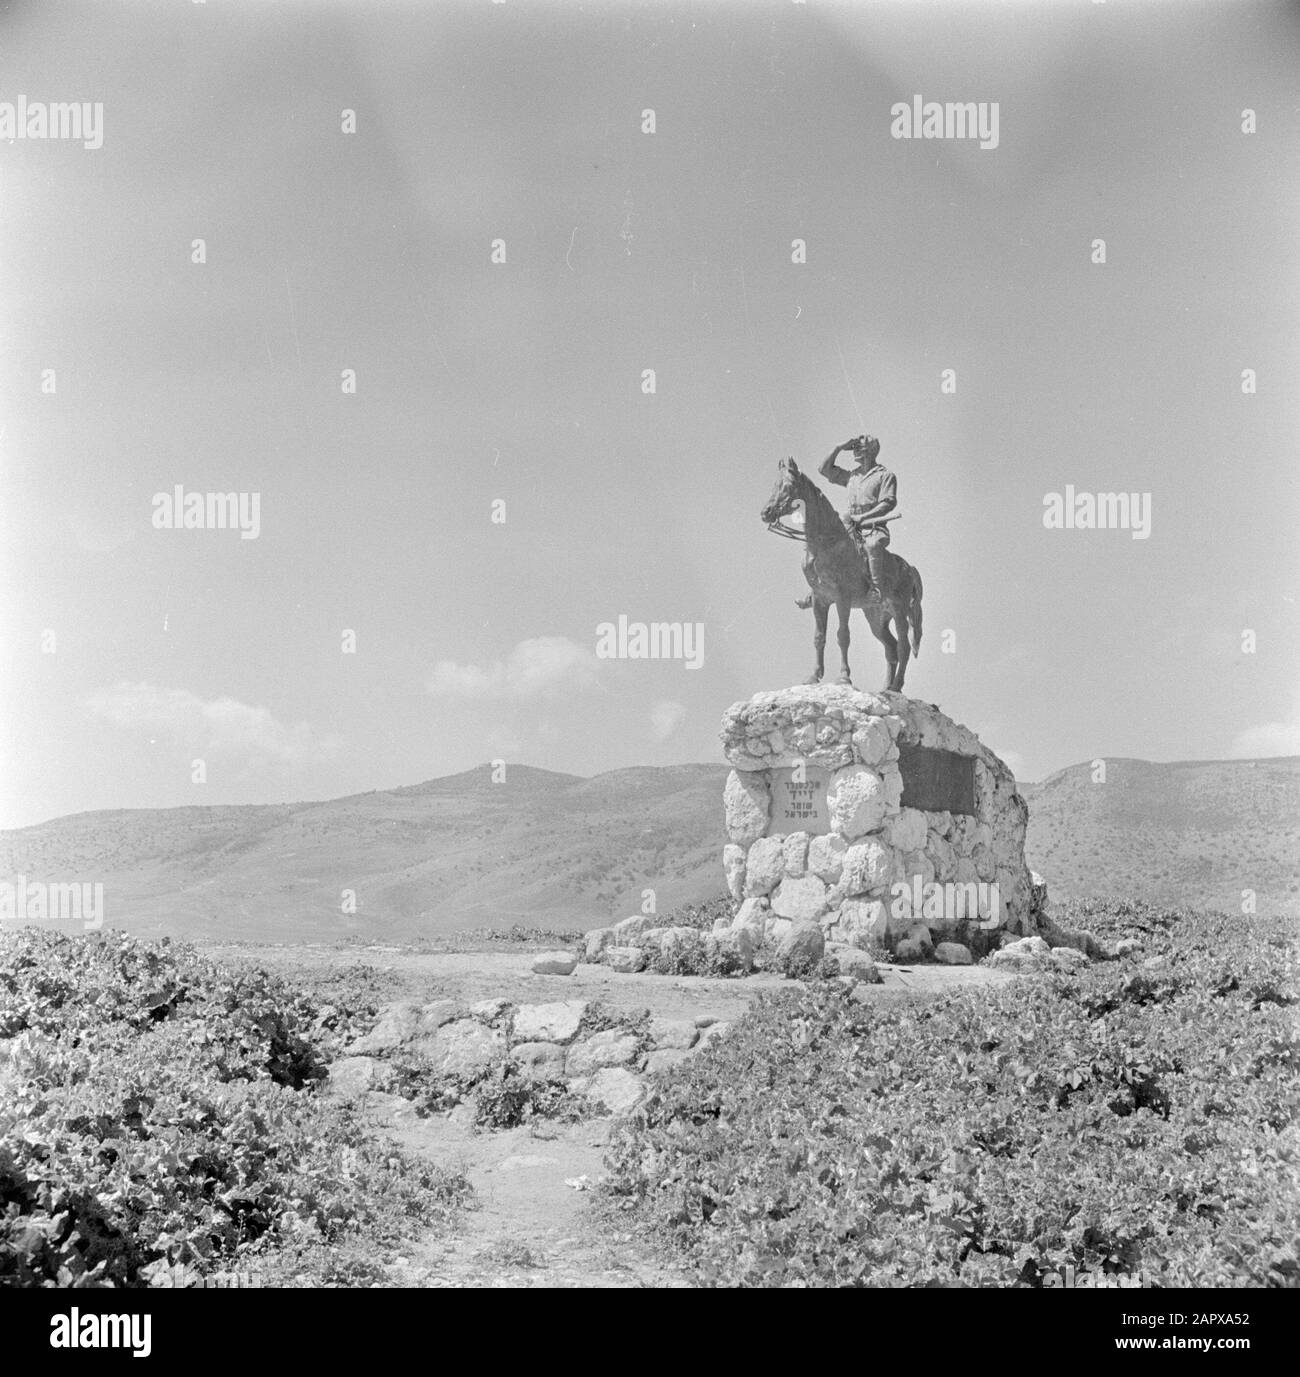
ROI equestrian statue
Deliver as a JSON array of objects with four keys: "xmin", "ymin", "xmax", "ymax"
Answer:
[{"xmin": 759, "ymin": 434, "xmax": 923, "ymax": 692}]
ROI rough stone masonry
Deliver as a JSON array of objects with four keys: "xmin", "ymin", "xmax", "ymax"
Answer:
[{"xmin": 720, "ymin": 685, "xmax": 1033, "ymax": 957}]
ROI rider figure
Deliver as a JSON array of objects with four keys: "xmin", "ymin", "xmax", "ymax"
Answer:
[{"xmin": 819, "ymin": 434, "xmax": 897, "ymax": 594}]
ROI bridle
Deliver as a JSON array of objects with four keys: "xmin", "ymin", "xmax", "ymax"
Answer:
[
  {"xmin": 764, "ymin": 475, "xmax": 809, "ymax": 541},
  {"xmin": 765, "ymin": 514, "xmax": 807, "ymax": 541}
]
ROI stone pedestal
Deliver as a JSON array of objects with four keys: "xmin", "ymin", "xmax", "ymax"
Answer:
[{"xmin": 720, "ymin": 686, "xmax": 1032, "ymax": 955}]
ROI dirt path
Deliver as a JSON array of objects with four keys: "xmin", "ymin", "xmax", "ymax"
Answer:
[
  {"xmin": 378, "ymin": 1113, "xmax": 689, "ymax": 1288},
  {"xmin": 203, "ymin": 940, "xmax": 1019, "ymax": 1288}
]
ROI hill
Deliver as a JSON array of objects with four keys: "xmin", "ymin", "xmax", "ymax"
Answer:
[
  {"xmin": 1021, "ymin": 755, "xmax": 1300, "ymax": 917},
  {"xmin": 0, "ymin": 764, "xmax": 727, "ymax": 942},
  {"xmin": 1, "ymin": 757, "xmax": 1295, "ymax": 942}
]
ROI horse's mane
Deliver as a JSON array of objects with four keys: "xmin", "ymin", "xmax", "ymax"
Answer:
[{"xmin": 792, "ymin": 462, "xmax": 848, "ymax": 536}]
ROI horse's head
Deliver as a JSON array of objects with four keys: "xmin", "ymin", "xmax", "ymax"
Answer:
[{"xmin": 760, "ymin": 457, "xmax": 803, "ymax": 526}]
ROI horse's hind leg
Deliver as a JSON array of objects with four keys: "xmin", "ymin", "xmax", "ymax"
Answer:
[
  {"xmin": 865, "ymin": 606, "xmax": 897, "ymax": 691},
  {"xmin": 891, "ymin": 612, "xmax": 911, "ymax": 692}
]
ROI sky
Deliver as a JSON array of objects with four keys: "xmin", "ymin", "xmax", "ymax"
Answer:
[{"xmin": 1, "ymin": 0, "xmax": 1297, "ymax": 829}]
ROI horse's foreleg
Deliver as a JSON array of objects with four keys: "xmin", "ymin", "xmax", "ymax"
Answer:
[
  {"xmin": 835, "ymin": 601, "xmax": 852, "ymax": 684},
  {"xmin": 806, "ymin": 599, "xmax": 829, "ymax": 684}
]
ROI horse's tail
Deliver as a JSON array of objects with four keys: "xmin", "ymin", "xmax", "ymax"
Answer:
[{"xmin": 909, "ymin": 567, "xmax": 923, "ymax": 658}]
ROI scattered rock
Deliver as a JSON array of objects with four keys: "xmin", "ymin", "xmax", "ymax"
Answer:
[
  {"xmin": 1041, "ymin": 912, "xmax": 1105, "ymax": 960},
  {"xmin": 649, "ymin": 926, "xmax": 699, "ymax": 961},
  {"xmin": 583, "ymin": 1067, "xmax": 645, "ymax": 1115},
  {"xmin": 649, "ymin": 1018, "xmax": 699, "ymax": 1051},
  {"xmin": 531, "ymin": 951, "xmax": 578, "ymax": 976},
  {"xmin": 895, "ymin": 938, "xmax": 928, "ymax": 964},
  {"xmin": 776, "ymin": 920, "xmax": 825, "ymax": 974},
  {"xmin": 934, "ymin": 942, "xmax": 972, "ymax": 966},
  {"xmin": 347, "ymin": 1001, "xmax": 421, "ymax": 1055},
  {"xmin": 1049, "ymin": 947, "xmax": 1088, "ymax": 973},
  {"xmin": 565, "ymin": 1029, "xmax": 641, "ymax": 1078},
  {"xmin": 905, "ymin": 923, "xmax": 934, "ymax": 956},
  {"xmin": 708, "ymin": 926, "xmax": 755, "ymax": 973},
  {"xmin": 511, "ymin": 1000, "xmax": 588, "ymax": 1043},
  {"xmin": 415, "ymin": 1000, "xmax": 464, "ymax": 1036},
  {"xmin": 324, "ymin": 1056, "xmax": 390, "ymax": 1101},
  {"xmin": 695, "ymin": 1021, "xmax": 731, "ymax": 1049},
  {"xmin": 694, "ymin": 1014, "xmax": 718, "ymax": 1029},
  {"xmin": 987, "ymin": 935, "xmax": 1052, "ymax": 971},
  {"xmin": 826, "ymin": 943, "xmax": 881, "ymax": 981},
  {"xmin": 509, "ymin": 1041, "xmax": 567, "ymax": 1080},
  {"xmin": 611, "ymin": 914, "xmax": 659, "ymax": 944},
  {"xmin": 604, "ymin": 946, "xmax": 647, "ymax": 974},
  {"xmin": 469, "ymin": 997, "xmax": 511, "ymax": 1021},
  {"xmin": 583, "ymin": 927, "xmax": 615, "ymax": 963},
  {"xmin": 417, "ymin": 1019, "xmax": 507, "ymax": 1078}
]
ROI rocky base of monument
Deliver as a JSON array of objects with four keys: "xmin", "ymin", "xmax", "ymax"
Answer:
[
  {"xmin": 719, "ymin": 684, "xmax": 1035, "ymax": 959},
  {"xmin": 579, "ymin": 909, "xmax": 883, "ymax": 980}
]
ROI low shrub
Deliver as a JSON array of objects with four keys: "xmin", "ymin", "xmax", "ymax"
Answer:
[
  {"xmin": 603, "ymin": 902, "xmax": 1298, "ymax": 1287},
  {"xmin": 0, "ymin": 929, "xmax": 469, "ymax": 1287}
]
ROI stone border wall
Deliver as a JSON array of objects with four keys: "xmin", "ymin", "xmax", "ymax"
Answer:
[{"xmin": 720, "ymin": 686, "xmax": 1033, "ymax": 956}]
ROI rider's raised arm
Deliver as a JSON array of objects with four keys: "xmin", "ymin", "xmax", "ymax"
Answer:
[{"xmin": 819, "ymin": 444, "xmax": 849, "ymax": 485}]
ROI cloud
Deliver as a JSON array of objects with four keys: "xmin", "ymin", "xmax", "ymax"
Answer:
[
  {"xmin": 427, "ymin": 636, "xmax": 600, "ymax": 701},
  {"xmin": 86, "ymin": 682, "xmax": 339, "ymax": 763},
  {"xmin": 1231, "ymin": 696, "xmax": 1300, "ymax": 758},
  {"xmin": 650, "ymin": 699, "xmax": 687, "ymax": 741}
]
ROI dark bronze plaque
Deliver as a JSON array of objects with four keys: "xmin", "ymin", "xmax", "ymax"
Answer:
[{"xmin": 898, "ymin": 744, "xmax": 977, "ymax": 815}]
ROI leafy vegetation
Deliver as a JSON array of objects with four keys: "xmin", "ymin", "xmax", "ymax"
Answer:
[
  {"xmin": 0, "ymin": 929, "xmax": 469, "ymax": 1287},
  {"xmin": 605, "ymin": 902, "xmax": 1299, "ymax": 1287}
]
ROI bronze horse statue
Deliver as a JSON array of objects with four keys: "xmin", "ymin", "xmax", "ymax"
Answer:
[{"xmin": 761, "ymin": 457, "xmax": 923, "ymax": 691}]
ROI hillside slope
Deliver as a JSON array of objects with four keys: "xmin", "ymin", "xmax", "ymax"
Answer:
[
  {"xmin": 0, "ymin": 765, "xmax": 727, "ymax": 941},
  {"xmin": 1, "ymin": 757, "xmax": 1295, "ymax": 942},
  {"xmin": 1021, "ymin": 756, "xmax": 1300, "ymax": 917}
]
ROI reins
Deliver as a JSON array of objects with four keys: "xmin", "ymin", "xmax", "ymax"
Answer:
[{"xmin": 765, "ymin": 518, "xmax": 807, "ymax": 541}]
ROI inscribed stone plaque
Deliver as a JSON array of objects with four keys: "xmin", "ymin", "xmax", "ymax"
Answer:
[
  {"xmin": 898, "ymin": 744, "xmax": 977, "ymax": 816},
  {"xmin": 765, "ymin": 766, "xmax": 831, "ymax": 835}
]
